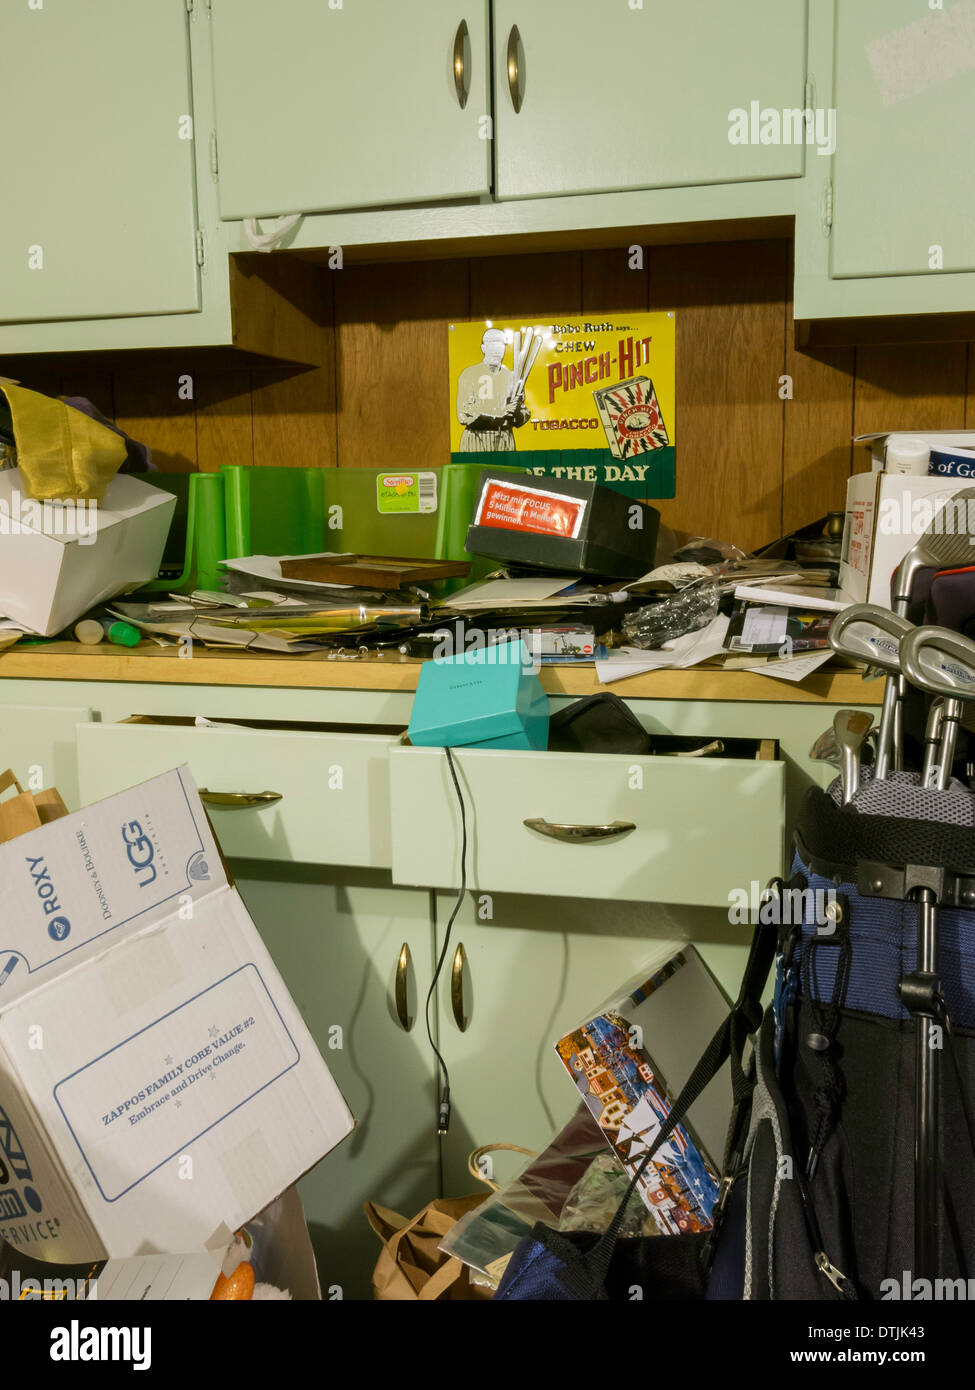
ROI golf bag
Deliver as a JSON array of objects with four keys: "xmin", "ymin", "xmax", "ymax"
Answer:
[
  {"xmin": 784, "ymin": 768, "xmax": 975, "ymax": 1296},
  {"xmin": 496, "ymin": 768, "xmax": 975, "ymax": 1301}
]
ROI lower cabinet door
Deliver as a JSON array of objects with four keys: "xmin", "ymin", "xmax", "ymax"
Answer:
[
  {"xmin": 0, "ymin": 705, "xmax": 92, "ymax": 812},
  {"xmin": 233, "ymin": 871, "xmax": 438, "ymax": 1300},
  {"xmin": 434, "ymin": 890, "xmax": 747, "ymax": 1201}
]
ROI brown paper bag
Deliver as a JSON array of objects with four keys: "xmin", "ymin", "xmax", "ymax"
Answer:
[
  {"xmin": 364, "ymin": 1194, "xmax": 492, "ymax": 1301},
  {"xmin": 0, "ymin": 769, "xmax": 68, "ymax": 845}
]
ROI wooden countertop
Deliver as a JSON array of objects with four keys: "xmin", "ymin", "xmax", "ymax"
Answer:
[{"xmin": 0, "ymin": 641, "xmax": 884, "ymax": 704}]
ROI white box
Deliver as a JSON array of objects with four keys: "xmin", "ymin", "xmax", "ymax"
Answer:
[
  {"xmin": 0, "ymin": 768, "xmax": 353, "ymax": 1263},
  {"xmin": 0, "ymin": 468, "xmax": 175, "ymax": 635},
  {"xmin": 839, "ymin": 472, "xmax": 975, "ymax": 606}
]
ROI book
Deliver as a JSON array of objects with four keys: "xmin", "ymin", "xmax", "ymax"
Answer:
[
  {"xmin": 732, "ymin": 580, "xmax": 854, "ymax": 613},
  {"xmin": 554, "ymin": 946, "xmax": 731, "ymax": 1234},
  {"xmin": 723, "ymin": 600, "xmax": 833, "ymax": 654}
]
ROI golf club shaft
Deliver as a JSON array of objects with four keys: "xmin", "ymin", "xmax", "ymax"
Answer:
[
  {"xmin": 875, "ymin": 677, "xmax": 898, "ymax": 779},
  {"xmin": 921, "ymin": 700, "xmax": 945, "ymax": 787},
  {"xmin": 935, "ymin": 698, "xmax": 963, "ymax": 791},
  {"xmin": 915, "ymin": 890, "xmax": 941, "ymax": 1283},
  {"xmin": 876, "ymin": 594, "xmax": 912, "ymax": 779},
  {"xmin": 892, "ymin": 679, "xmax": 906, "ymax": 772}
]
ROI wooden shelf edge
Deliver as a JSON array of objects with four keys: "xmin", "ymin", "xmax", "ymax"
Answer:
[{"xmin": 0, "ymin": 643, "xmax": 884, "ymax": 703}]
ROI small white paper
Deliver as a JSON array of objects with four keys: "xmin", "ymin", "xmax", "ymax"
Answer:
[
  {"xmin": 743, "ymin": 650, "xmax": 833, "ymax": 683},
  {"xmin": 738, "ymin": 606, "xmax": 789, "ymax": 649},
  {"xmin": 595, "ymin": 646, "xmax": 676, "ymax": 684},
  {"xmin": 443, "ymin": 576, "xmax": 580, "ymax": 609}
]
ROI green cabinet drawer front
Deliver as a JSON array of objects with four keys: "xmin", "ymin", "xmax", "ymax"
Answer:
[
  {"xmin": 76, "ymin": 723, "xmax": 399, "ymax": 868},
  {"xmin": 0, "ymin": 705, "xmax": 91, "ymax": 812},
  {"xmin": 0, "ymin": 1, "xmax": 200, "ymax": 324},
  {"xmin": 493, "ymin": 0, "xmax": 807, "ymax": 201},
  {"xmin": 831, "ymin": 2, "xmax": 975, "ymax": 278},
  {"xmin": 210, "ymin": 0, "xmax": 491, "ymax": 219},
  {"xmin": 390, "ymin": 746, "xmax": 785, "ymax": 906}
]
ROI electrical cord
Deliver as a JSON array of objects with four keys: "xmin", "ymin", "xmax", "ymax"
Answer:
[{"xmin": 425, "ymin": 745, "xmax": 467, "ymax": 1135}]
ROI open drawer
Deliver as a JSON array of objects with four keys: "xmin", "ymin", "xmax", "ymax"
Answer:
[
  {"xmin": 76, "ymin": 716, "xmax": 404, "ymax": 868},
  {"xmin": 388, "ymin": 739, "xmax": 785, "ymax": 907}
]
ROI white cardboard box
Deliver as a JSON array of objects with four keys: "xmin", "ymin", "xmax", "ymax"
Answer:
[
  {"xmin": 0, "ymin": 468, "xmax": 175, "ymax": 635},
  {"xmin": 839, "ymin": 472, "xmax": 975, "ymax": 605},
  {"xmin": 0, "ymin": 768, "xmax": 353, "ymax": 1263}
]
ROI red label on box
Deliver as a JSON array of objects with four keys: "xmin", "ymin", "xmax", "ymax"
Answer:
[{"xmin": 474, "ymin": 481, "xmax": 587, "ymax": 539}]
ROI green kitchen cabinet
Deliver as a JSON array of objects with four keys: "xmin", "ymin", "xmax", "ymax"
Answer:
[
  {"xmin": 492, "ymin": 0, "xmax": 808, "ymax": 201},
  {"xmin": 0, "ymin": 0, "xmax": 200, "ymax": 325},
  {"xmin": 795, "ymin": 0, "xmax": 975, "ymax": 320},
  {"xmin": 0, "ymin": 704, "xmax": 91, "ymax": 812},
  {"xmin": 432, "ymin": 889, "xmax": 746, "ymax": 1196},
  {"xmin": 208, "ymin": 0, "xmax": 492, "ymax": 220},
  {"xmin": 234, "ymin": 870, "xmax": 438, "ymax": 1300},
  {"xmin": 389, "ymin": 742, "xmax": 787, "ymax": 907}
]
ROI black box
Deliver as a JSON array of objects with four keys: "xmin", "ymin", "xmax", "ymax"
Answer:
[{"xmin": 465, "ymin": 472, "xmax": 660, "ymax": 579}]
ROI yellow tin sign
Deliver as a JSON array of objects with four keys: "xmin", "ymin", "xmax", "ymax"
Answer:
[{"xmin": 449, "ymin": 312, "xmax": 676, "ymax": 497}]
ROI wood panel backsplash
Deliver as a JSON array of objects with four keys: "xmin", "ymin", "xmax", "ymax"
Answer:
[{"xmin": 8, "ymin": 239, "xmax": 973, "ymax": 554}]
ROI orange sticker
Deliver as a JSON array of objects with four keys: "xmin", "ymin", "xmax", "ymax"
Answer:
[{"xmin": 474, "ymin": 481, "xmax": 587, "ymax": 539}]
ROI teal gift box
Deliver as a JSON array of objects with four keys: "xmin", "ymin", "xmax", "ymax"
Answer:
[{"xmin": 407, "ymin": 639, "xmax": 550, "ymax": 750}]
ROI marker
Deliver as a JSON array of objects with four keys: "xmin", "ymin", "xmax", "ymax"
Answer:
[
  {"xmin": 74, "ymin": 618, "xmax": 141, "ymax": 647},
  {"xmin": 0, "ymin": 956, "xmax": 19, "ymax": 987}
]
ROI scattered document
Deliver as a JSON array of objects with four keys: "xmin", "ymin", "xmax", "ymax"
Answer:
[{"xmin": 742, "ymin": 650, "xmax": 833, "ymax": 683}]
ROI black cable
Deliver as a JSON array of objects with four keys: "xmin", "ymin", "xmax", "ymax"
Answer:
[{"xmin": 425, "ymin": 745, "xmax": 468, "ymax": 1135}]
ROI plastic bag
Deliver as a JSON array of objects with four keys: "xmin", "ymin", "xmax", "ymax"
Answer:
[
  {"xmin": 621, "ymin": 581, "xmax": 720, "ymax": 650},
  {"xmin": 557, "ymin": 1154, "xmax": 657, "ymax": 1238}
]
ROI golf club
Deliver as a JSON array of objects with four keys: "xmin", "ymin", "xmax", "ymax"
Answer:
[
  {"xmin": 882, "ymin": 487, "xmax": 975, "ymax": 775},
  {"xmin": 828, "ymin": 604, "xmax": 914, "ymax": 779},
  {"xmin": 831, "ymin": 710, "xmax": 874, "ymax": 804},
  {"xmin": 901, "ymin": 626, "xmax": 975, "ymax": 791}
]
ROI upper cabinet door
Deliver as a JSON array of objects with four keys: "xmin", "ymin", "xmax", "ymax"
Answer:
[
  {"xmin": 210, "ymin": 0, "xmax": 491, "ymax": 218},
  {"xmin": 493, "ymin": 0, "xmax": 808, "ymax": 201},
  {"xmin": 0, "ymin": 1, "xmax": 200, "ymax": 325},
  {"xmin": 830, "ymin": 1, "xmax": 975, "ymax": 278}
]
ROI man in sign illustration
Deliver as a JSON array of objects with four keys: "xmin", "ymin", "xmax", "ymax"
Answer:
[{"xmin": 456, "ymin": 328, "xmax": 530, "ymax": 452}]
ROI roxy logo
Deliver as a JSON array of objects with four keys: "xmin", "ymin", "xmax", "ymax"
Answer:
[
  {"xmin": 121, "ymin": 821, "xmax": 156, "ymax": 888},
  {"xmin": 25, "ymin": 855, "xmax": 70, "ymax": 938},
  {"xmin": 50, "ymin": 1321, "xmax": 151, "ymax": 1371}
]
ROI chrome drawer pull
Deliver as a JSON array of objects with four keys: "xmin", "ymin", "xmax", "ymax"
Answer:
[
  {"xmin": 523, "ymin": 818, "xmax": 635, "ymax": 842},
  {"xmin": 453, "ymin": 19, "xmax": 470, "ymax": 109},
  {"xmin": 199, "ymin": 790, "xmax": 283, "ymax": 810},
  {"xmin": 395, "ymin": 942, "xmax": 414, "ymax": 1032},
  {"xmin": 451, "ymin": 943, "xmax": 470, "ymax": 1032}
]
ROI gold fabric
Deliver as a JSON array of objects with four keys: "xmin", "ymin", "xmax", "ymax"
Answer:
[{"xmin": 0, "ymin": 383, "xmax": 126, "ymax": 501}]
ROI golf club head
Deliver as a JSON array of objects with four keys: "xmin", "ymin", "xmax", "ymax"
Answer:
[
  {"xmin": 809, "ymin": 727, "xmax": 840, "ymax": 765},
  {"xmin": 828, "ymin": 604, "xmax": 913, "ymax": 673},
  {"xmin": 892, "ymin": 487, "xmax": 975, "ymax": 610},
  {"xmin": 900, "ymin": 625, "xmax": 975, "ymax": 702},
  {"xmin": 832, "ymin": 709, "xmax": 874, "ymax": 804}
]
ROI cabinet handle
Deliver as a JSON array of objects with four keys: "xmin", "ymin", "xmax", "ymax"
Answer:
[
  {"xmin": 395, "ymin": 942, "xmax": 414, "ymax": 1032},
  {"xmin": 453, "ymin": 19, "xmax": 470, "ymax": 109},
  {"xmin": 198, "ymin": 790, "xmax": 283, "ymax": 810},
  {"xmin": 523, "ymin": 818, "xmax": 636, "ymax": 842},
  {"xmin": 451, "ymin": 943, "xmax": 470, "ymax": 1032},
  {"xmin": 506, "ymin": 25, "xmax": 523, "ymax": 113}
]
